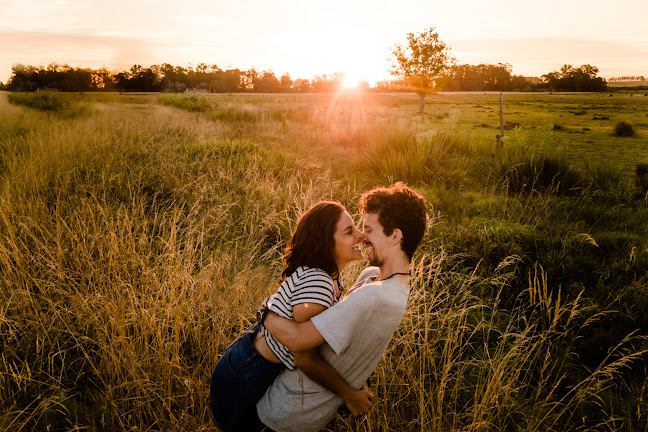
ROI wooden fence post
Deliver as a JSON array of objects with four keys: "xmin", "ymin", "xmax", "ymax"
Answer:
[{"xmin": 496, "ymin": 92, "xmax": 504, "ymax": 148}]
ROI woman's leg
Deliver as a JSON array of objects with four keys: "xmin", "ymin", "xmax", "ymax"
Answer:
[{"xmin": 210, "ymin": 325, "xmax": 284, "ymax": 432}]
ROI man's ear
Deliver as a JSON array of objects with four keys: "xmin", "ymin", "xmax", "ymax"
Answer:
[{"xmin": 390, "ymin": 228, "xmax": 403, "ymax": 245}]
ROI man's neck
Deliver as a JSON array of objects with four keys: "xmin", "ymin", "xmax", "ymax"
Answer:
[{"xmin": 376, "ymin": 252, "xmax": 410, "ymax": 282}]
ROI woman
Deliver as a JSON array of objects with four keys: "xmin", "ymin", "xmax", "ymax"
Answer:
[{"xmin": 210, "ymin": 201, "xmax": 365, "ymax": 431}]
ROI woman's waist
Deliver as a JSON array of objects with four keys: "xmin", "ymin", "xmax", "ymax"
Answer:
[{"xmin": 252, "ymin": 331, "xmax": 282, "ymax": 364}]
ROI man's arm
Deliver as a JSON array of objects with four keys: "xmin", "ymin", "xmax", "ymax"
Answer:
[
  {"xmin": 294, "ymin": 350, "xmax": 373, "ymax": 416},
  {"xmin": 290, "ymin": 303, "xmax": 373, "ymax": 417}
]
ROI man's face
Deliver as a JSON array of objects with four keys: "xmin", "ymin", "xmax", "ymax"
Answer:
[{"xmin": 362, "ymin": 212, "xmax": 389, "ymax": 267}]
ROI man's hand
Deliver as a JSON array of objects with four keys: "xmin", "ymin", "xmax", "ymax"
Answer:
[{"xmin": 343, "ymin": 382, "xmax": 374, "ymax": 417}]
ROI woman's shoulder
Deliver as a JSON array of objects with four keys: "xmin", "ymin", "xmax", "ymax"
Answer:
[{"xmin": 292, "ymin": 266, "xmax": 333, "ymax": 283}]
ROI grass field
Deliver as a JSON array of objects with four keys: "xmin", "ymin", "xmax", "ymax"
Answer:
[
  {"xmin": 1, "ymin": 90, "xmax": 647, "ymax": 431},
  {"xmin": 607, "ymin": 81, "xmax": 648, "ymax": 88}
]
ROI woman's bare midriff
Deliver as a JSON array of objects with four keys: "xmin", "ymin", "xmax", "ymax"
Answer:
[{"xmin": 253, "ymin": 332, "xmax": 282, "ymax": 364}]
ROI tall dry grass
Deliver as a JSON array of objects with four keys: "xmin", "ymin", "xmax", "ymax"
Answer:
[
  {"xmin": 1, "ymin": 92, "xmax": 646, "ymax": 431},
  {"xmin": 0, "ymin": 96, "xmax": 342, "ymax": 430},
  {"xmin": 332, "ymin": 255, "xmax": 646, "ymax": 432}
]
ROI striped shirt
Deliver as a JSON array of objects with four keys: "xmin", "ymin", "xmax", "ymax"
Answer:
[{"xmin": 259, "ymin": 266, "xmax": 340, "ymax": 370}]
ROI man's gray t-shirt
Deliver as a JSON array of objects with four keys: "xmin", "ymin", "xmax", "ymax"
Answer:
[{"xmin": 257, "ymin": 267, "xmax": 409, "ymax": 432}]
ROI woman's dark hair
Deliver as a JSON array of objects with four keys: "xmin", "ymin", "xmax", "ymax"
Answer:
[{"xmin": 282, "ymin": 201, "xmax": 345, "ymax": 280}]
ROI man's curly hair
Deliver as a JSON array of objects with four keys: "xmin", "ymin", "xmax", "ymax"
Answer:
[{"xmin": 359, "ymin": 182, "xmax": 428, "ymax": 261}]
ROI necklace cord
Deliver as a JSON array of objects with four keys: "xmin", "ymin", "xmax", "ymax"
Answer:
[{"xmin": 379, "ymin": 271, "xmax": 410, "ymax": 282}]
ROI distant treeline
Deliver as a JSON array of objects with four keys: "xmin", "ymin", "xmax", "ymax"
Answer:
[
  {"xmin": 540, "ymin": 65, "xmax": 607, "ymax": 92},
  {"xmin": 1, "ymin": 63, "xmax": 345, "ymax": 93},
  {"xmin": 1, "ymin": 62, "xmax": 608, "ymax": 93},
  {"xmin": 383, "ymin": 63, "xmax": 606, "ymax": 92},
  {"xmin": 608, "ymin": 75, "xmax": 646, "ymax": 82}
]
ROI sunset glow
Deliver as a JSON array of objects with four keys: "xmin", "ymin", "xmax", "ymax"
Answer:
[
  {"xmin": 342, "ymin": 72, "xmax": 368, "ymax": 88},
  {"xmin": 1, "ymin": 0, "xmax": 647, "ymax": 84}
]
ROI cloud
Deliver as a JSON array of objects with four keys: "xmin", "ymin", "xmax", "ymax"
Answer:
[{"xmin": 168, "ymin": 14, "xmax": 224, "ymax": 27}]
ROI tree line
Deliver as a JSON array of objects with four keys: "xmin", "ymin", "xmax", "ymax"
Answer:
[
  {"xmin": 1, "ymin": 63, "xmax": 347, "ymax": 93},
  {"xmin": 387, "ymin": 27, "xmax": 609, "ymax": 113},
  {"xmin": 1, "ymin": 61, "xmax": 607, "ymax": 94},
  {"xmin": 540, "ymin": 64, "xmax": 606, "ymax": 92},
  {"xmin": 608, "ymin": 75, "xmax": 645, "ymax": 82}
]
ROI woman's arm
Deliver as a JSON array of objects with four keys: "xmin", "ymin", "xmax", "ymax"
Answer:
[{"xmin": 263, "ymin": 310, "xmax": 324, "ymax": 352}]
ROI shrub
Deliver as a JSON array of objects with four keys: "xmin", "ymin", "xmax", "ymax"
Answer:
[
  {"xmin": 7, "ymin": 92, "xmax": 93, "ymax": 118},
  {"xmin": 8, "ymin": 92, "xmax": 70, "ymax": 111},
  {"xmin": 613, "ymin": 120, "xmax": 636, "ymax": 137},
  {"xmin": 361, "ymin": 124, "xmax": 477, "ymax": 186},
  {"xmin": 504, "ymin": 121, "xmax": 520, "ymax": 130},
  {"xmin": 158, "ymin": 94, "xmax": 211, "ymax": 112},
  {"xmin": 494, "ymin": 149, "xmax": 584, "ymax": 195},
  {"xmin": 589, "ymin": 161, "xmax": 624, "ymax": 193},
  {"xmin": 636, "ymin": 163, "xmax": 648, "ymax": 195}
]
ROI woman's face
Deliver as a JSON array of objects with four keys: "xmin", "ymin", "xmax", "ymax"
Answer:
[{"xmin": 332, "ymin": 211, "xmax": 364, "ymax": 270}]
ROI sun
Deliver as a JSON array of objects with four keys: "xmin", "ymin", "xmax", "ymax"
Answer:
[{"xmin": 342, "ymin": 72, "xmax": 366, "ymax": 89}]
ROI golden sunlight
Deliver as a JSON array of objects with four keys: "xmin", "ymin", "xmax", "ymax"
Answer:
[{"xmin": 342, "ymin": 71, "xmax": 367, "ymax": 88}]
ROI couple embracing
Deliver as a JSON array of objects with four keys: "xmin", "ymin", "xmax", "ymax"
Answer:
[{"xmin": 210, "ymin": 182, "xmax": 428, "ymax": 432}]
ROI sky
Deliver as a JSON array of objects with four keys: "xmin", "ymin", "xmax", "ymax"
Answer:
[{"xmin": 1, "ymin": 0, "xmax": 648, "ymax": 85}]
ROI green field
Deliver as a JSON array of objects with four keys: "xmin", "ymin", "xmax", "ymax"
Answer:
[
  {"xmin": 607, "ymin": 81, "xmax": 648, "ymax": 88},
  {"xmin": 160, "ymin": 91, "xmax": 648, "ymax": 176},
  {"xmin": 1, "ymin": 91, "xmax": 647, "ymax": 431}
]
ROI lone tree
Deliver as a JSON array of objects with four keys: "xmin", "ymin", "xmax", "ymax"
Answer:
[{"xmin": 391, "ymin": 27, "xmax": 454, "ymax": 113}]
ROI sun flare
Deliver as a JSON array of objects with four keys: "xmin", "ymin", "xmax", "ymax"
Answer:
[{"xmin": 342, "ymin": 72, "xmax": 366, "ymax": 88}]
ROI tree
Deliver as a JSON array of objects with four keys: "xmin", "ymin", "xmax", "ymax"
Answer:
[
  {"xmin": 92, "ymin": 67, "xmax": 116, "ymax": 91},
  {"xmin": 541, "ymin": 64, "xmax": 606, "ymax": 92},
  {"xmin": 441, "ymin": 63, "xmax": 513, "ymax": 91},
  {"xmin": 114, "ymin": 65, "xmax": 161, "ymax": 92},
  {"xmin": 252, "ymin": 70, "xmax": 281, "ymax": 93},
  {"xmin": 310, "ymin": 73, "xmax": 344, "ymax": 92},
  {"xmin": 280, "ymin": 73, "xmax": 293, "ymax": 91},
  {"xmin": 511, "ymin": 75, "xmax": 532, "ymax": 92},
  {"xmin": 390, "ymin": 27, "xmax": 454, "ymax": 113},
  {"xmin": 293, "ymin": 78, "xmax": 310, "ymax": 92},
  {"xmin": 7, "ymin": 63, "xmax": 38, "ymax": 91}
]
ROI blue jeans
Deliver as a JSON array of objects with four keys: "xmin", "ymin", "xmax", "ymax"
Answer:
[{"xmin": 210, "ymin": 324, "xmax": 284, "ymax": 432}]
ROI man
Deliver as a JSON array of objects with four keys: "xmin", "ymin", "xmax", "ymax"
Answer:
[{"xmin": 258, "ymin": 182, "xmax": 428, "ymax": 432}]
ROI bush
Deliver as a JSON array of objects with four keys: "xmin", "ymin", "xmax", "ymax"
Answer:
[
  {"xmin": 158, "ymin": 94, "xmax": 212, "ymax": 112},
  {"xmin": 8, "ymin": 92, "xmax": 70, "ymax": 111},
  {"xmin": 361, "ymin": 124, "xmax": 477, "ymax": 186},
  {"xmin": 613, "ymin": 120, "xmax": 636, "ymax": 137},
  {"xmin": 7, "ymin": 92, "xmax": 93, "ymax": 118},
  {"xmin": 636, "ymin": 163, "xmax": 648, "ymax": 196},
  {"xmin": 494, "ymin": 149, "xmax": 584, "ymax": 195},
  {"xmin": 588, "ymin": 161, "xmax": 624, "ymax": 193}
]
